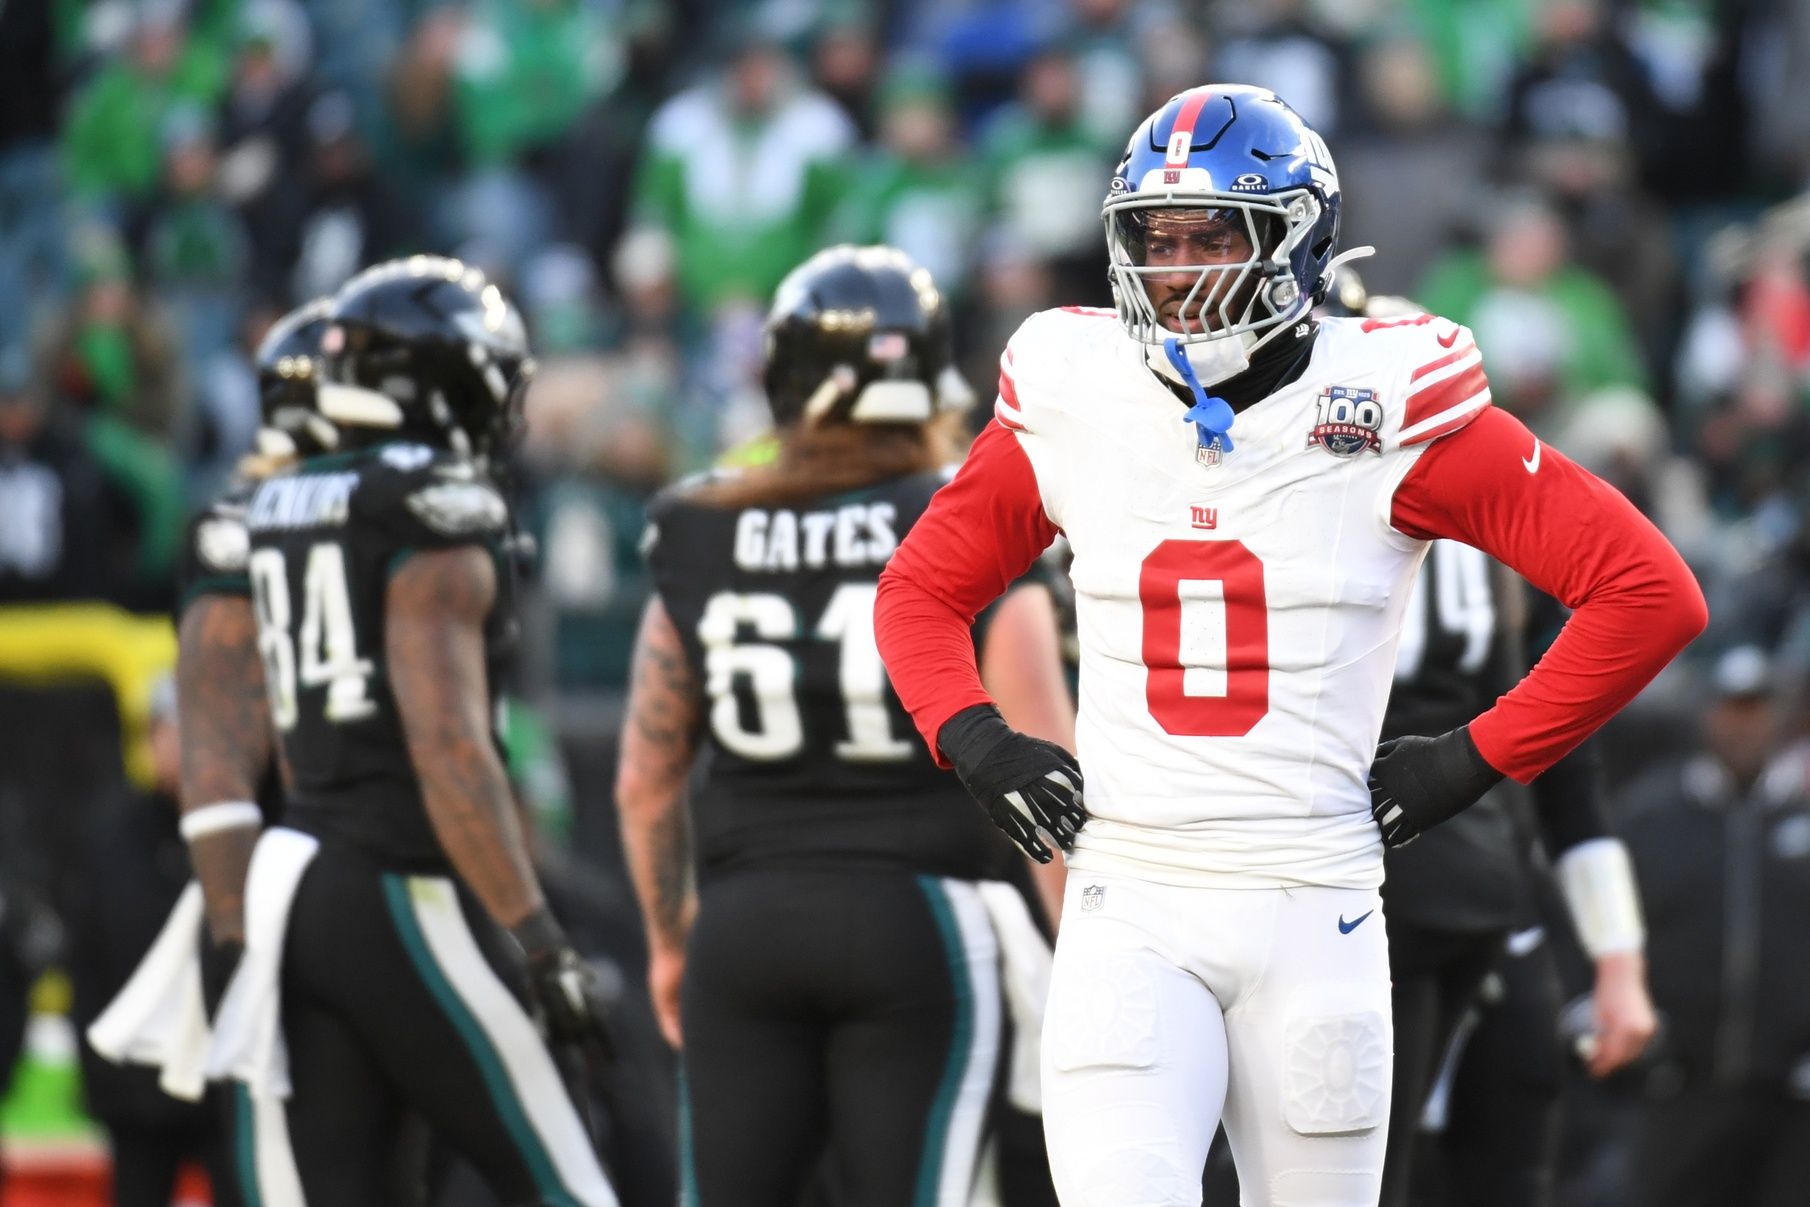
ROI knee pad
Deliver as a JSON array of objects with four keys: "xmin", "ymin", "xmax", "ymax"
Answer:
[
  {"xmin": 1045, "ymin": 950, "xmax": 1163, "ymax": 1073},
  {"xmin": 1281, "ymin": 1006, "xmax": 1390, "ymax": 1136}
]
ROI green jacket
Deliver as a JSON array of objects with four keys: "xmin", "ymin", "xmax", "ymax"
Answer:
[
  {"xmin": 63, "ymin": 48, "xmax": 227, "ymax": 203},
  {"xmin": 1416, "ymin": 251, "xmax": 1648, "ymax": 398}
]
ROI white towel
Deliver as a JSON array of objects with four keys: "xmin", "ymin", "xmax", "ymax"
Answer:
[
  {"xmin": 976, "ymin": 881, "xmax": 1053, "ymax": 1113},
  {"xmin": 205, "ymin": 827, "xmax": 319, "ymax": 1099},
  {"xmin": 85, "ymin": 881, "xmax": 212, "ymax": 1102}
]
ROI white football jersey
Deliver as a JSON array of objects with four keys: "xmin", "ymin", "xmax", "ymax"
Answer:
[{"xmin": 996, "ymin": 308, "xmax": 1490, "ymax": 888}]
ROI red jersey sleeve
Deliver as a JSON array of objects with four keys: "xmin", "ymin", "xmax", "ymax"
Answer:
[
  {"xmin": 876, "ymin": 420, "xmax": 1060, "ymax": 765},
  {"xmin": 1391, "ymin": 407, "xmax": 1707, "ymax": 782}
]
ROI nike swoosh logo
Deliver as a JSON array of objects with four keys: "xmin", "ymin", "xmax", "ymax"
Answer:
[
  {"xmin": 1523, "ymin": 439, "xmax": 1541, "ymax": 474},
  {"xmin": 1436, "ymin": 328, "xmax": 1459, "ymax": 348},
  {"xmin": 1338, "ymin": 910, "xmax": 1374, "ymax": 934}
]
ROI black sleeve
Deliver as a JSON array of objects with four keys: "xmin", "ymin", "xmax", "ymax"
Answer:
[
  {"xmin": 1530, "ymin": 739, "xmax": 1612, "ymax": 855},
  {"xmin": 174, "ymin": 487, "xmax": 255, "ymax": 620}
]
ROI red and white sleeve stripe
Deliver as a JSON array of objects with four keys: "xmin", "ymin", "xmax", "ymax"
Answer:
[
  {"xmin": 994, "ymin": 347, "xmax": 1026, "ymax": 432},
  {"xmin": 1398, "ymin": 334, "xmax": 1491, "ymax": 446}
]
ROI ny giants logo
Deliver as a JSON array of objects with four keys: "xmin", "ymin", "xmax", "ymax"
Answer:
[
  {"xmin": 1308, "ymin": 386, "xmax": 1383, "ymax": 457},
  {"xmin": 1189, "ymin": 505, "xmax": 1218, "ymax": 530}
]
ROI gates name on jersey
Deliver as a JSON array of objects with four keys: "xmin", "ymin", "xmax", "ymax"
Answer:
[
  {"xmin": 730, "ymin": 501, "xmax": 899, "ymax": 572},
  {"xmin": 988, "ymin": 307, "xmax": 1488, "ymax": 889}
]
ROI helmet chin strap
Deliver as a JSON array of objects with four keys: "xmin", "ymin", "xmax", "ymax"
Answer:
[{"xmin": 1162, "ymin": 338, "xmax": 1236, "ymax": 455}]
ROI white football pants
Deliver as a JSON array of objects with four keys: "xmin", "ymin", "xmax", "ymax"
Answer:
[{"xmin": 1041, "ymin": 872, "xmax": 1392, "ymax": 1207}]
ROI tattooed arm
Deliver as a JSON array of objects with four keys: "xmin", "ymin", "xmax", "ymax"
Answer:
[
  {"xmin": 388, "ymin": 546, "xmax": 544, "ymax": 927},
  {"xmin": 177, "ymin": 595, "xmax": 272, "ymax": 945},
  {"xmin": 616, "ymin": 596, "xmax": 703, "ymax": 1047}
]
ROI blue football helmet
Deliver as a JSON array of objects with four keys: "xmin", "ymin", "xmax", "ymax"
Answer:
[{"xmin": 1103, "ymin": 85, "xmax": 1357, "ymax": 385}]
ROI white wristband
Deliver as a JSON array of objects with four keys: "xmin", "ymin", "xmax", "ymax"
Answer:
[
  {"xmin": 179, "ymin": 801, "xmax": 263, "ymax": 842},
  {"xmin": 1556, "ymin": 837, "xmax": 1645, "ymax": 958}
]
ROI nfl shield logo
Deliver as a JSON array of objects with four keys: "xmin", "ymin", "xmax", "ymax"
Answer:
[{"xmin": 1081, "ymin": 884, "xmax": 1106, "ymax": 912}]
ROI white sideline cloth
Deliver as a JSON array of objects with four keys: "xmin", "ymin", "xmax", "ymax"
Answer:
[
  {"xmin": 204, "ymin": 827, "xmax": 319, "ymax": 1098},
  {"xmin": 85, "ymin": 881, "xmax": 211, "ymax": 1102},
  {"xmin": 976, "ymin": 880, "xmax": 1053, "ymax": 1112}
]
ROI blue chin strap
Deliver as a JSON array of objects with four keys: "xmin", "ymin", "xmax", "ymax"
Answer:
[{"xmin": 1163, "ymin": 338, "xmax": 1235, "ymax": 455}]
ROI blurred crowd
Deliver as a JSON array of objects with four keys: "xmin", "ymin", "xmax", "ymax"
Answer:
[
  {"xmin": 4, "ymin": 0, "xmax": 1810, "ymax": 1203},
  {"xmin": 5, "ymin": 0, "xmax": 1810, "ymax": 674}
]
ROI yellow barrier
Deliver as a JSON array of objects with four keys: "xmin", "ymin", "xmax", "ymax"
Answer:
[{"xmin": 0, "ymin": 604, "xmax": 179, "ymax": 788}]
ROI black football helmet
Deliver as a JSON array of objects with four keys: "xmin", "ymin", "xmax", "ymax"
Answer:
[
  {"xmin": 254, "ymin": 297, "xmax": 338, "ymax": 457},
  {"xmin": 318, "ymin": 256, "xmax": 534, "ymax": 458},
  {"xmin": 763, "ymin": 245, "xmax": 965, "ymax": 428}
]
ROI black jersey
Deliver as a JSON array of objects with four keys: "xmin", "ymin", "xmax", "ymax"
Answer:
[
  {"xmin": 244, "ymin": 442, "xmax": 515, "ymax": 867},
  {"xmin": 644, "ymin": 469, "xmax": 1022, "ymax": 884},
  {"xmin": 175, "ymin": 478, "xmax": 257, "ymax": 617},
  {"xmin": 1381, "ymin": 539, "xmax": 1528, "ymax": 932}
]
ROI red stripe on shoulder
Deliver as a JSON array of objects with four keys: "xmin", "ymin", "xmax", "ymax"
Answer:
[
  {"xmin": 1399, "ymin": 407, "xmax": 1484, "ymax": 447},
  {"xmin": 1404, "ymin": 364, "xmax": 1488, "ymax": 429},
  {"xmin": 1058, "ymin": 305, "xmax": 1116, "ymax": 316},
  {"xmin": 1409, "ymin": 342, "xmax": 1476, "ymax": 384},
  {"xmin": 993, "ymin": 400, "xmax": 1026, "ymax": 432}
]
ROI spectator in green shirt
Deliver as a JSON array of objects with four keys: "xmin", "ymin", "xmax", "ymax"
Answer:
[
  {"xmin": 978, "ymin": 44, "xmax": 1116, "ymax": 303},
  {"xmin": 1416, "ymin": 192, "xmax": 1648, "ymax": 437},
  {"xmin": 628, "ymin": 29, "xmax": 855, "ymax": 318},
  {"xmin": 452, "ymin": 0, "xmax": 620, "ymax": 168},
  {"xmin": 834, "ymin": 66, "xmax": 984, "ymax": 298},
  {"xmin": 62, "ymin": 5, "xmax": 228, "ymax": 210}
]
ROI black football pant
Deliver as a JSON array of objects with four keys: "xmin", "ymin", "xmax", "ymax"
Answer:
[
  {"xmin": 237, "ymin": 840, "xmax": 616, "ymax": 1207},
  {"xmin": 1380, "ymin": 922, "xmax": 1506, "ymax": 1207},
  {"xmin": 1390, "ymin": 928, "xmax": 1565, "ymax": 1207},
  {"xmin": 1631, "ymin": 1089, "xmax": 1810, "ymax": 1207},
  {"xmin": 104, "ymin": 1096, "xmax": 243, "ymax": 1207},
  {"xmin": 680, "ymin": 867, "xmax": 1007, "ymax": 1207}
]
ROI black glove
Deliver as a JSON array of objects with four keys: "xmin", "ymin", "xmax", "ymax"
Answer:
[
  {"xmin": 1367, "ymin": 725, "xmax": 1504, "ymax": 847},
  {"xmin": 509, "ymin": 909, "xmax": 614, "ymax": 1058},
  {"xmin": 937, "ymin": 704, "xmax": 1087, "ymax": 863}
]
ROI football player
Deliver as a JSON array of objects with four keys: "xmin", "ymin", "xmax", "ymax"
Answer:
[
  {"xmin": 874, "ymin": 85, "xmax": 1704, "ymax": 1206},
  {"xmin": 223, "ymin": 257, "xmax": 617, "ymax": 1206},
  {"xmin": 617, "ymin": 245, "xmax": 1073, "ymax": 1207},
  {"xmin": 177, "ymin": 297, "xmax": 333, "ymax": 974}
]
